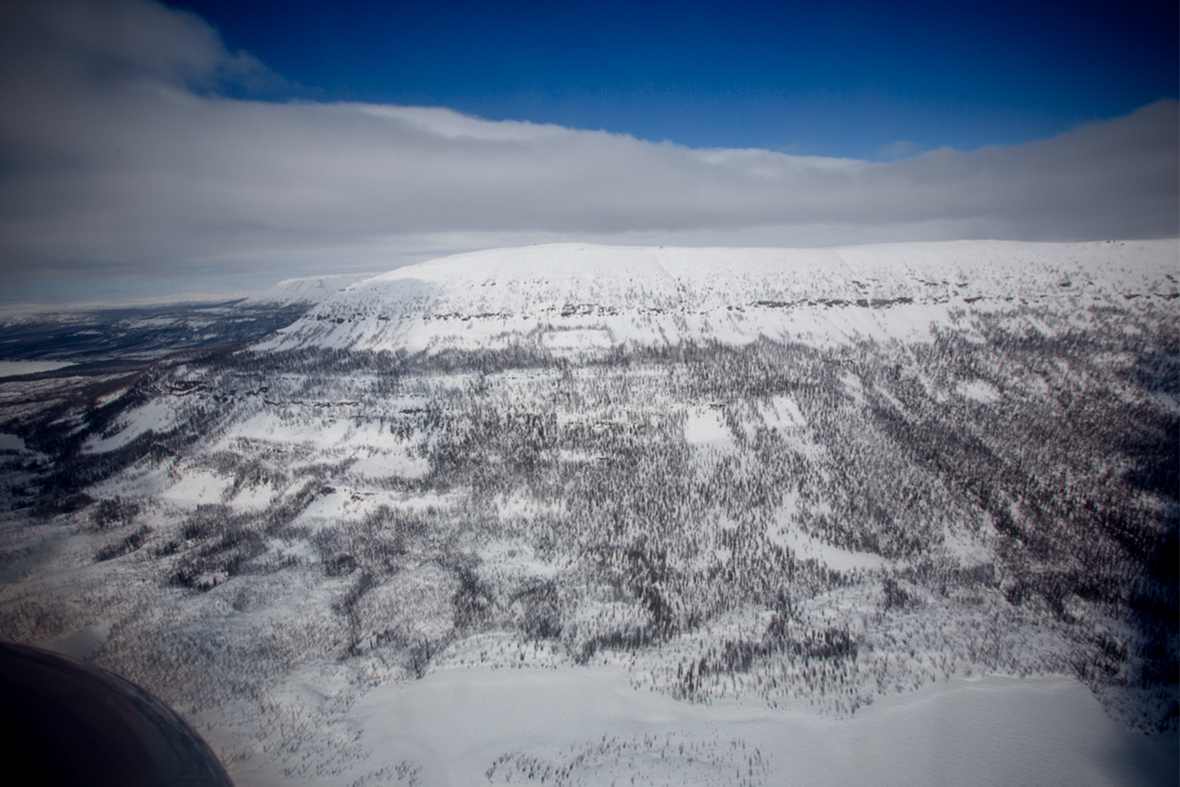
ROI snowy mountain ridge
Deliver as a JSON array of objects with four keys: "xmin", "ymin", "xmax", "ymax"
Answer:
[
  {"xmin": 262, "ymin": 239, "xmax": 1178, "ymax": 354},
  {"xmin": 238, "ymin": 272, "xmax": 377, "ymax": 307}
]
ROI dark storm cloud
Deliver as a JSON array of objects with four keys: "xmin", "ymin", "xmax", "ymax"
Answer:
[{"xmin": 0, "ymin": 0, "xmax": 1175, "ymax": 296}]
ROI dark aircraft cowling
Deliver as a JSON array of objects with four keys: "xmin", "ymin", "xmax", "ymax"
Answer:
[{"xmin": 0, "ymin": 641, "xmax": 234, "ymax": 786}]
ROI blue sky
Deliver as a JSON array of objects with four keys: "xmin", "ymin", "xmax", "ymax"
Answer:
[
  {"xmin": 0, "ymin": 0, "xmax": 1175, "ymax": 306},
  {"xmin": 174, "ymin": 0, "xmax": 1178, "ymax": 158}
]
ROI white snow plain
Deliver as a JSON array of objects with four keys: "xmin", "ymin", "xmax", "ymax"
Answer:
[{"xmin": 220, "ymin": 664, "xmax": 1176, "ymax": 787}]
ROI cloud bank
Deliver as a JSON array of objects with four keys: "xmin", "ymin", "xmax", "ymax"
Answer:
[{"xmin": 1, "ymin": 0, "xmax": 1176, "ymax": 301}]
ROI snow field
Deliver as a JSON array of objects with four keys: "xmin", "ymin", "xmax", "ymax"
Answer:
[{"xmin": 259, "ymin": 240, "xmax": 1178, "ymax": 357}]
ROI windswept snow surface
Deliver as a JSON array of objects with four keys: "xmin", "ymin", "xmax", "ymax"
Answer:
[{"xmin": 259, "ymin": 239, "xmax": 1179, "ymax": 354}]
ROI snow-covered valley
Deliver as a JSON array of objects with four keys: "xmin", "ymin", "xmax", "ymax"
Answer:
[{"xmin": 0, "ymin": 240, "xmax": 1177, "ymax": 784}]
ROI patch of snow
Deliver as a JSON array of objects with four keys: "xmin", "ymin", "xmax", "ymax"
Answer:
[
  {"xmin": 956, "ymin": 379, "xmax": 1001, "ymax": 403},
  {"xmin": 230, "ymin": 483, "xmax": 275, "ymax": 513},
  {"xmin": 160, "ymin": 469, "xmax": 232, "ymax": 506},
  {"xmin": 83, "ymin": 399, "xmax": 178, "ymax": 453},
  {"xmin": 37, "ymin": 623, "xmax": 111, "ymax": 660},
  {"xmin": 348, "ymin": 451, "xmax": 429, "ymax": 480},
  {"xmin": 841, "ymin": 371, "xmax": 865, "ymax": 404},
  {"xmin": 478, "ymin": 541, "xmax": 566, "ymax": 581},
  {"xmin": 941, "ymin": 527, "xmax": 993, "ymax": 568},
  {"xmin": 768, "ymin": 505, "xmax": 893, "ymax": 573},
  {"xmin": 684, "ymin": 407, "xmax": 733, "ymax": 447},
  {"xmin": 542, "ymin": 328, "xmax": 614, "ymax": 354}
]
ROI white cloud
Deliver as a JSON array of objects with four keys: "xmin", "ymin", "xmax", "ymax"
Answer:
[{"xmin": 0, "ymin": 0, "xmax": 1176, "ymax": 300}]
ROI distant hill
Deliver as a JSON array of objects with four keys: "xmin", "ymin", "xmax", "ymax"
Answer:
[
  {"xmin": 0, "ymin": 274, "xmax": 380, "ymax": 367},
  {"xmin": 237, "ymin": 273, "xmax": 376, "ymax": 308}
]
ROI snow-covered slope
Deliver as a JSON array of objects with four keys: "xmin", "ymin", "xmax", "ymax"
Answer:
[
  {"xmin": 4, "ymin": 239, "xmax": 1178, "ymax": 786},
  {"xmin": 260, "ymin": 240, "xmax": 1178, "ymax": 354},
  {"xmin": 239, "ymin": 273, "xmax": 376, "ymax": 308}
]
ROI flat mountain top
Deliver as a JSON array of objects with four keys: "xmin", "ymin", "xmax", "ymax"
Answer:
[
  {"xmin": 238, "ymin": 273, "xmax": 377, "ymax": 307},
  {"xmin": 262, "ymin": 239, "xmax": 1179, "ymax": 353}
]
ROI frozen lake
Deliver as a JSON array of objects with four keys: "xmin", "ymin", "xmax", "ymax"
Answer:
[{"xmin": 231, "ymin": 666, "xmax": 1178, "ymax": 786}]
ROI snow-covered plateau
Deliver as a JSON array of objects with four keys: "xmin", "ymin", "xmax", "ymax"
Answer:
[
  {"xmin": 239, "ymin": 273, "xmax": 378, "ymax": 309},
  {"xmin": 1, "ymin": 240, "xmax": 1177, "ymax": 785}
]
